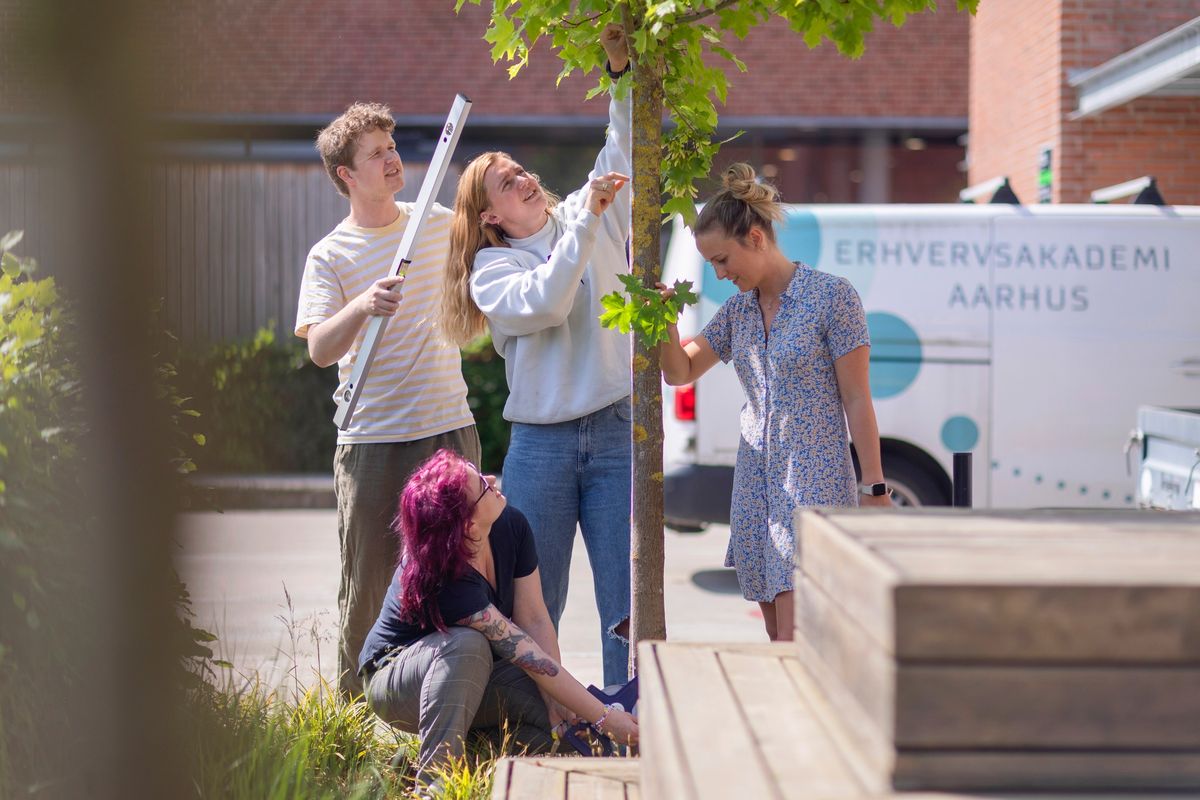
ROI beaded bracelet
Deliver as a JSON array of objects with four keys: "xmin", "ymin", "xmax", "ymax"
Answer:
[{"xmin": 593, "ymin": 702, "xmax": 619, "ymax": 732}]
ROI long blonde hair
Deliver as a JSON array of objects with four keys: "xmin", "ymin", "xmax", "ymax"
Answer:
[{"xmin": 442, "ymin": 151, "xmax": 558, "ymax": 348}]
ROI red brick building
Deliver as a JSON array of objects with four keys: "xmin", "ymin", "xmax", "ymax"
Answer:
[
  {"xmin": 969, "ymin": 1, "xmax": 1200, "ymax": 204},
  {"xmin": 1, "ymin": 0, "xmax": 973, "ymax": 205}
]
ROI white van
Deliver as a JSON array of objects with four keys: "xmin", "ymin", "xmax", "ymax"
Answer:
[{"xmin": 661, "ymin": 203, "xmax": 1200, "ymax": 526}]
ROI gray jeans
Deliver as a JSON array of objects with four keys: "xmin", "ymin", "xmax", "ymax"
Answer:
[
  {"xmin": 364, "ymin": 627, "xmax": 553, "ymax": 784},
  {"xmin": 333, "ymin": 426, "xmax": 481, "ymax": 698}
]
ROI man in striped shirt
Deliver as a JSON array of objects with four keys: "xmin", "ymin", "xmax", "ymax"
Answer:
[{"xmin": 296, "ymin": 102, "xmax": 481, "ymax": 698}]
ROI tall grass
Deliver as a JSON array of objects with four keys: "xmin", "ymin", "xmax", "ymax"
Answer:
[
  {"xmin": 184, "ymin": 589, "xmax": 502, "ymax": 800},
  {"xmin": 182, "ymin": 672, "xmax": 509, "ymax": 799}
]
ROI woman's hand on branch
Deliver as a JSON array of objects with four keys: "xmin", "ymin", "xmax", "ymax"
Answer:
[
  {"xmin": 585, "ymin": 172, "xmax": 629, "ymax": 216},
  {"xmin": 601, "ymin": 23, "xmax": 629, "ymax": 73}
]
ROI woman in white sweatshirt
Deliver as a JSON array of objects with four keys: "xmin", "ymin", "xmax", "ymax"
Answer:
[{"xmin": 442, "ymin": 26, "xmax": 632, "ymax": 687}]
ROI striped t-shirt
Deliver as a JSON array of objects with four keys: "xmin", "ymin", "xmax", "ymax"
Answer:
[{"xmin": 295, "ymin": 202, "xmax": 473, "ymax": 445}]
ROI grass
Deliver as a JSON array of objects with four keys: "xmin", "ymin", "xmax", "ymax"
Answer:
[
  {"xmin": 183, "ymin": 587, "xmax": 505, "ymax": 799},
  {"xmin": 182, "ymin": 672, "xmax": 516, "ymax": 799}
]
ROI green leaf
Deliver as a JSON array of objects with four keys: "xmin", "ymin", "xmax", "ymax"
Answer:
[
  {"xmin": 671, "ymin": 279, "xmax": 699, "ymax": 308},
  {"xmin": 192, "ymin": 433, "xmax": 206, "ymax": 446},
  {"xmin": 1, "ymin": 251, "xmax": 19, "ymax": 278}
]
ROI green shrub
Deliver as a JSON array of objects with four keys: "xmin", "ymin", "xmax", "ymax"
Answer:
[
  {"xmin": 461, "ymin": 336, "xmax": 511, "ymax": 473},
  {"xmin": 174, "ymin": 330, "xmax": 512, "ymax": 475},
  {"xmin": 0, "ymin": 232, "xmax": 84, "ymax": 795},
  {"xmin": 173, "ymin": 330, "xmax": 339, "ymax": 473},
  {"xmin": 0, "ymin": 232, "xmax": 220, "ymax": 795}
]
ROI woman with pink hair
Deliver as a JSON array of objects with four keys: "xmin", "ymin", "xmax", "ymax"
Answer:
[{"xmin": 358, "ymin": 449, "xmax": 637, "ymax": 784}]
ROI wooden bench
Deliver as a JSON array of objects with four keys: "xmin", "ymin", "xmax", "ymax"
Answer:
[
  {"xmin": 795, "ymin": 509, "xmax": 1200, "ymax": 791},
  {"xmin": 636, "ymin": 510, "xmax": 1200, "ymax": 798},
  {"xmin": 637, "ymin": 639, "xmax": 1200, "ymax": 800},
  {"xmin": 491, "ymin": 756, "xmax": 640, "ymax": 800},
  {"xmin": 638, "ymin": 640, "xmax": 868, "ymax": 799}
]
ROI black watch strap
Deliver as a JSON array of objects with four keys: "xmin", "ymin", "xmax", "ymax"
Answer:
[{"xmin": 605, "ymin": 60, "xmax": 631, "ymax": 79}]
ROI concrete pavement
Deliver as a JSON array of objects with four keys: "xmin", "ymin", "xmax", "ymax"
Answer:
[{"xmin": 175, "ymin": 510, "xmax": 764, "ymax": 693}]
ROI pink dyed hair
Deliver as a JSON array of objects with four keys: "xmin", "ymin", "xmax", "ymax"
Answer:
[{"xmin": 395, "ymin": 449, "xmax": 477, "ymax": 631}]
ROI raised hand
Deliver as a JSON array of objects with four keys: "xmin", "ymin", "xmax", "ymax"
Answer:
[
  {"xmin": 585, "ymin": 171, "xmax": 630, "ymax": 216},
  {"xmin": 601, "ymin": 23, "xmax": 629, "ymax": 73}
]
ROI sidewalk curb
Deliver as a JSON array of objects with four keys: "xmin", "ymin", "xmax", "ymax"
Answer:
[{"xmin": 186, "ymin": 473, "xmax": 336, "ymax": 510}]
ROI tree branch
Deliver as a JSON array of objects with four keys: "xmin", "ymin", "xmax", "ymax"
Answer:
[
  {"xmin": 675, "ymin": 0, "xmax": 739, "ymax": 26},
  {"xmin": 558, "ymin": 11, "xmax": 605, "ymax": 29}
]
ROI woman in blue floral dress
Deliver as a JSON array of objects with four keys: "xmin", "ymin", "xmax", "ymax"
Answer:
[{"xmin": 660, "ymin": 163, "xmax": 892, "ymax": 641}]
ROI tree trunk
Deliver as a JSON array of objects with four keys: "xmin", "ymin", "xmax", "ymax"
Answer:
[{"xmin": 628, "ymin": 49, "xmax": 667, "ymax": 671}]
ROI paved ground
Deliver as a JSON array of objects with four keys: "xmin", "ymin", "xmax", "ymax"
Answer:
[{"xmin": 175, "ymin": 511, "xmax": 763, "ymax": 693}]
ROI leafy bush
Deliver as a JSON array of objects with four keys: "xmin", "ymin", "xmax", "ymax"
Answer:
[
  {"xmin": 173, "ymin": 329, "xmax": 339, "ymax": 473},
  {"xmin": 0, "ymin": 232, "xmax": 221, "ymax": 794},
  {"xmin": 174, "ymin": 330, "xmax": 512, "ymax": 475},
  {"xmin": 461, "ymin": 336, "xmax": 511, "ymax": 474},
  {"xmin": 0, "ymin": 232, "xmax": 85, "ymax": 793}
]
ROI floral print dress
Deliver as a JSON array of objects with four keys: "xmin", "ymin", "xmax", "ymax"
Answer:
[{"xmin": 700, "ymin": 263, "xmax": 870, "ymax": 602}]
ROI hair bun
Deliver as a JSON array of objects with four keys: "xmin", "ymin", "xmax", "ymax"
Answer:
[{"xmin": 722, "ymin": 163, "xmax": 781, "ymax": 215}]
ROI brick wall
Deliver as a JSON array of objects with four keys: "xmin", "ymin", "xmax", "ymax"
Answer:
[
  {"xmin": 967, "ymin": 0, "xmax": 1061, "ymax": 204},
  {"xmin": 1, "ymin": 0, "xmax": 968, "ymax": 123},
  {"xmin": 970, "ymin": 0, "xmax": 1200, "ymax": 205},
  {"xmin": 1056, "ymin": 0, "xmax": 1200, "ymax": 203}
]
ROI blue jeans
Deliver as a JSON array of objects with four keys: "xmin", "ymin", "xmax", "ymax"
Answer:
[{"xmin": 502, "ymin": 398, "xmax": 632, "ymax": 686}]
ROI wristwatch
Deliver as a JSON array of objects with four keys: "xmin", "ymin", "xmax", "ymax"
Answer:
[{"xmin": 859, "ymin": 482, "xmax": 890, "ymax": 497}]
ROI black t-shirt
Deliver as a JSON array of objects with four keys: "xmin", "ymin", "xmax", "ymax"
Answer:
[{"xmin": 358, "ymin": 505, "xmax": 539, "ymax": 673}]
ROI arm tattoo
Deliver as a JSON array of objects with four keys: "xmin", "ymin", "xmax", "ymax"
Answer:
[
  {"xmin": 458, "ymin": 606, "xmax": 540, "ymax": 665},
  {"xmin": 514, "ymin": 651, "xmax": 560, "ymax": 676}
]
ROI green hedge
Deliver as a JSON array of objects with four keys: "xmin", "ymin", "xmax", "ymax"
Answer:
[
  {"xmin": 0, "ymin": 233, "xmax": 218, "ymax": 795},
  {"xmin": 174, "ymin": 330, "xmax": 511, "ymax": 474}
]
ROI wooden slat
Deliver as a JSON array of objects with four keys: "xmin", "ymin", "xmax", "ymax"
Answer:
[
  {"xmin": 505, "ymin": 759, "xmax": 566, "ymax": 800},
  {"xmin": 896, "ymin": 583, "xmax": 1200, "ymax": 662},
  {"xmin": 222, "ymin": 163, "xmax": 239, "ymax": 340},
  {"xmin": 893, "ymin": 749, "xmax": 1200, "ymax": 792},
  {"xmin": 636, "ymin": 641, "xmax": 696, "ymax": 800},
  {"xmin": 796, "ymin": 510, "xmax": 900, "ymax": 657},
  {"xmin": 2, "ymin": 160, "xmax": 457, "ymax": 345},
  {"xmin": 652, "ymin": 643, "xmax": 779, "ymax": 799},
  {"xmin": 165, "ymin": 164, "xmax": 181, "ymax": 336},
  {"xmin": 179, "ymin": 163, "xmax": 195, "ymax": 341},
  {"xmin": 252, "ymin": 164, "xmax": 269, "ymax": 335},
  {"xmin": 898, "ymin": 664, "xmax": 1200, "ymax": 748},
  {"xmin": 237, "ymin": 167, "xmax": 254, "ymax": 337},
  {"xmin": 566, "ymin": 771, "xmax": 626, "ymax": 800},
  {"xmin": 720, "ymin": 649, "xmax": 864, "ymax": 798},
  {"xmin": 804, "ymin": 568, "xmax": 1200, "ymax": 748},
  {"xmin": 490, "ymin": 757, "xmax": 513, "ymax": 800},
  {"xmin": 795, "ymin": 573, "xmax": 895, "ymax": 740},
  {"xmin": 193, "ymin": 166, "xmax": 210, "ymax": 341},
  {"xmin": 206, "ymin": 166, "xmax": 223, "ymax": 338},
  {"xmin": 799, "ymin": 509, "xmax": 1200, "ymax": 663},
  {"xmin": 788, "ymin": 632, "xmax": 894, "ymax": 792}
]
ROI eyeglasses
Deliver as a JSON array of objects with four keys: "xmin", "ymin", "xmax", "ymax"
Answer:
[{"xmin": 469, "ymin": 463, "xmax": 494, "ymax": 508}]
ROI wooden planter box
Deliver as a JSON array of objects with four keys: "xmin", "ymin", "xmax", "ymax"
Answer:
[{"xmin": 793, "ymin": 509, "xmax": 1200, "ymax": 791}]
